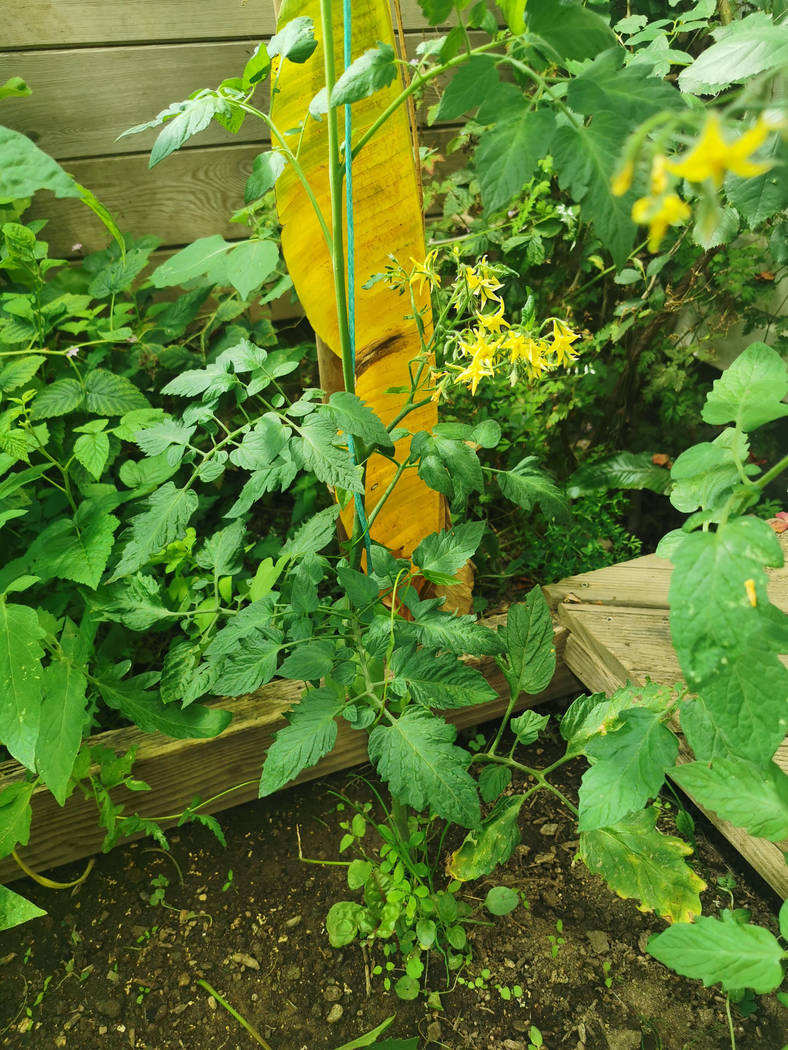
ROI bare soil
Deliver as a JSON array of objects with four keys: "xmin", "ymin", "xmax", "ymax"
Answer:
[{"xmin": 1, "ymin": 715, "xmax": 785, "ymax": 1050}]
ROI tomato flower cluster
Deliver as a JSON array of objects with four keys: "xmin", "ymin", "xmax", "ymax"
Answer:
[{"xmin": 386, "ymin": 251, "xmax": 583, "ymax": 400}]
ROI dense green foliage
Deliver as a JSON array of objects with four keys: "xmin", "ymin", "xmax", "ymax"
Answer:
[{"xmin": 0, "ymin": 0, "xmax": 786, "ymax": 1036}]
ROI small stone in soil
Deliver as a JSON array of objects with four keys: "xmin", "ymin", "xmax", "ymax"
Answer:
[
  {"xmin": 323, "ymin": 985, "xmax": 342, "ymax": 1002},
  {"xmin": 539, "ymin": 823, "xmax": 559, "ymax": 837},
  {"xmin": 231, "ymin": 952, "xmax": 260, "ymax": 970},
  {"xmin": 586, "ymin": 930, "xmax": 610, "ymax": 955},
  {"xmin": 96, "ymin": 999, "xmax": 122, "ymax": 1019},
  {"xmin": 285, "ymin": 915, "xmax": 302, "ymax": 928},
  {"xmin": 326, "ymin": 1004, "xmax": 343, "ymax": 1023}
]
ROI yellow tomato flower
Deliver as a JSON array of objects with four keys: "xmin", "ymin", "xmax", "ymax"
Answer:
[
  {"xmin": 667, "ymin": 114, "xmax": 772, "ymax": 187},
  {"xmin": 611, "ymin": 159, "xmax": 634, "ymax": 197},
  {"xmin": 408, "ymin": 248, "xmax": 441, "ymax": 295},
  {"xmin": 547, "ymin": 320, "xmax": 581, "ymax": 366},
  {"xmin": 631, "ymin": 192, "xmax": 691, "ymax": 252},
  {"xmin": 461, "ymin": 256, "xmax": 503, "ymax": 304},
  {"xmin": 453, "ymin": 348, "xmax": 496, "ymax": 395},
  {"xmin": 650, "ymin": 154, "xmax": 669, "ymax": 195},
  {"xmin": 475, "ymin": 297, "xmax": 508, "ymax": 335},
  {"xmin": 504, "ymin": 330, "xmax": 547, "ymax": 375}
]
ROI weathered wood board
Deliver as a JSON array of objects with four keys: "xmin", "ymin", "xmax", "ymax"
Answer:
[
  {"xmin": 4, "ymin": 0, "xmax": 446, "ymax": 49},
  {"xmin": 0, "ymin": 627, "xmax": 579, "ymax": 885},
  {"xmin": 544, "ymin": 533, "xmax": 788, "ymax": 899}
]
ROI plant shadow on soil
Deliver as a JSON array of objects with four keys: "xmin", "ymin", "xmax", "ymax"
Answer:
[{"xmin": 0, "ymin": 715, "xmax": 785, "ymax": 1050}]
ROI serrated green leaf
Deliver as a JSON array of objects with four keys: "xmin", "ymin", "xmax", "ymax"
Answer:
[
  {"xmin": 0, "ymin": 600, "xmax": 45, "ymax": 768},
  {"xmin": 212, "ymin": 629, "xmax": 281, "ymax": 695},
  {"xmin": 279, "ymin": 639, "xmax": 335, "ymax": 681},
  {"xmin": 31, "ymin": 378, "xmax": 84, "ymax": 419},
  {"xmin": 160, "ymin": 640, "xmax": 203, "ymax": 706},
  {"xmin": 678, "ymin": 16, "xmax": 788, "ymax": 93},
  {"xmin": 0, "ymin": 884, "xmax": 46, "ymax": 932},
  {"xmin": 268, "ymin": 16, "xmax": 318, "ymax": 63},
  {"xmin": 579, "ymin": 807, "xmax": 706, "ymax": 923},
  {"xmin": 504, "ymin": 588, "xmax": 556, "ymax": 696},
  {"xmin": 670, "ymin": 757, "xmax": 788, "ymax": 842},
  {"xmin": 478, "ymin": 763, "xmax": 511, "ymax": 804},
  {"xmin": 567, "ymin": 49, "xmax": 685, "ymax": 124},
  {"xmin": 96, "ymin": 573, "xmax": 172, "ymax": 630},
  {"xmin": 245, "ymin": 150, "xmax": 287, "ymax": 203},
  {"xmin": 148, "ymin": 94, "xmax": 230, "ymax": 168},
  {"xmin": 702, "ymin": 342, "xmax": 788, "ymax": 432},
  {"xmin": 259, "ymin": 686, "xmax": 343, "ymax": 796},
  {"xmin": 407, "ymin": 608, "xmax": 503, "ymax": 656},
  {"xmin": 242, "ymin": 42, "xmax": 272, "ymax": 88},
  {"xmin": 669, "ymin": 428, "xmax": 752, "ymax": 516},
  {"xmin": 668, "ymin": 519, "xmax": 787, "ymax": 763},
  {"xmin": 0, "ymin": 126, "xmax": 81, "ymax": 199},
  {"xmin": 197, "ymin": 520, "xmax": 245, "ymax": 577},
  {"xmin": 337, "ymin": 565, "xmax": 380, "ymax": 607},
  {"xmin": 413, "ymin": 431, "xmax": 483, "ymax": 501},
  {"xmin": 36, "ymin": 620, "xmax": 89, "ymax": 804},
  {"xmin": 204, "ymin": 597, "xmax": 278, "ymax": 657},
  {"xmin": 433, "ymin": 56, "xmax": 500, "ymax": 122},
  {"xmin": 0, "ymin": 781, "xmax": 35, "ymax": 859},
  {"xmin": 330, "ymin": 44, "xmax": 397, "ymax": 106},
  {"xmin": 496, "ymin": 0, "xmax": 526, "ymax": 34},
  {"xmin": 282, "ymin": 504, "xmax": 341, "ymax": 559},
  {"xmin": 390, "ymin": 646, "xmax": 497, "ymax": 710},
  {"xmin": 134, "ymin": 419, "xmax": 196, "ymax": 457},
  {"xmin": 447, "ymin": 795, "xmax": 524, "ymax": 881},
  {"xmin": 578, "ymin": 709, "xmax": 678, "ymax": 831},
  {"xmin": 85, "ymin": 369, "xmax": 147, "ymax": 415},
  {"xmin": 97, "ymin": 673, "xmax": 231, "ymax": 738},
  {"xmin": 477, "ymin": 109, "xmax": 556, "ymax": 215},
  {"xmin": 327, "ymin": 392, "xmax": 393, "ymax": 449},
  {"xmin": 552, "ymin": 115, "xmax": 636, "ymax": 269},
  {"xmin": 561, "ymin": 684, "xmax": 675, "ymax": 759},
  {"xmin": 27, "ymin": 500, "xmax": 119, "ymax": 589},
  {"xmin": 225, "ymin": 239, "xmax": 279, "ymax": 300},
  {"xmin": 413, "ymin": 521, "xmax": 485, "ymax": 583},
  {"xmin": 510, "ymin": 710, "xmax": 550, "ymax": 747},
  {"xmin": 648, "ymin": 913, "xmax": 784, "ymax": 994},
  {"xmin": 111, "ymin": 483, "xmax": 199, "ymax": 579},
  {"xmin": 0, "ymin": 355, "xmax": 46, "ymax": 393},
  {"xmin": 567, "ymin": 452, "xmax": 672, "ymax": 498},
  {"xmin": 526, "ymin": 0, "xmax": 617, "ymax": 61},
  {"xmin": 368, "ymin": 709, "xmax": 480, "ymax": 828},
  {"xmin": 497, "ymin": 457, "xmax": 569, "ymax": 520},
  {"xmin": 293, "ymin": 415, "xmax": 363, "ymax": 493},
  {"xmin": 724, "ymin": 136, "xmax": 788, "ymax": 228},
  {"xmin": 73, "ymin": 429, "xmax": 110, "ymax": 479},
  {"xmin": 150, "ymin": 235, "xmax": 233, "ymax": 288}
]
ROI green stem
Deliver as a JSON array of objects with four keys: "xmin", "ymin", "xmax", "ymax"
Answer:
[
  {"xmin": 724, "ymin": 995, "xmax": 736, "ymax": 1050},
  {"xmin": 351, "ymin": 39, "xmax": 504, "ymax": 159},
  {"xmin": 473, "ymin": 753, "xmax": 580, "ymax": 818},
  {"xmin": 196, "ymin": 980, "xmax": 274, "ymax": 1050},
  {"xmin": 365, "ymin": 459, "xmax": 412, "ymax": 530},
  {"xmin": 754, "ymin": 451, "xmax": 788, "ymax": 490},
  {"xmin": 319, "ymin": 0, "xmax": 354, "ymax": 395},
  {"xmin": 235, "ymin": 101, "xmax": 333, "ymax": 255}
]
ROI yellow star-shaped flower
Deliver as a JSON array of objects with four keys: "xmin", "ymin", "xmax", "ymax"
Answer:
[
  {"xmin": 547, "ymin": 320, "xmax": 581, "ymax": 366},
  {"xmin": 631, "ymin": 192, "xmax": 691, "ymax": 252},
  {"xmin": 667, "ymin": 114, "xmax": 772, "ymax": 187}
]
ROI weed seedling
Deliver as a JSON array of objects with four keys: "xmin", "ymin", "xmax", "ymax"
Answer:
[
  {"xmin": 602, "ymin": 960, "xmax": 613, "ymax": 989},
  {"xmin": 221, "ymin": 869, "xmax": 234, "ymax": 892},
  {"xmin": 528, "ymin": 1024, "xmax": 544, "ymax": 1049},
  {"xmin": 548, "ymin": 919, "xmax": 565, "ymax": 958}
]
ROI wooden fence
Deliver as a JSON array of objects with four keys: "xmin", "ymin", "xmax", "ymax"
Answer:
[{"xmin": 1, "ymin": 1, "xmax": 461, "ymax": 259}]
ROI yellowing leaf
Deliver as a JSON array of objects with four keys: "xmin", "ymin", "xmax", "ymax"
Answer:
[{"xmin": 273, "ymin": 0, "xmax": 444, "ymax": 560}]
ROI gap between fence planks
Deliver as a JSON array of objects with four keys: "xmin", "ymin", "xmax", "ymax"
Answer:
[
  {"xmin": 0, "ymin": 623, "xmax": 579, "ymax": 885},
  {"xmin": 543, "ymin": 533, "xmax": 788, "ymax": 900}
]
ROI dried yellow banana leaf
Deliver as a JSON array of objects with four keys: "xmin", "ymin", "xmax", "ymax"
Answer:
[{"xmin": 272, "ymin": 0, "xmax": 446, "ymax": 561}]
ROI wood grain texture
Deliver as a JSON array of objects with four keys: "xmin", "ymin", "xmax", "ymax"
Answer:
[
  {"xmin": 29, "ymin": 126, "xmax": 462, "ymax": 257},
  {"xmin": 2, "ymin": 32, "xmax": 463, "ymax": 163},
  {"xmin": 4, "ymin": 0, "xmax": 445, "ymax": 49},
  {"xmin": 0, "ymin": 628, "xmax": 579, "ymax": 884}
]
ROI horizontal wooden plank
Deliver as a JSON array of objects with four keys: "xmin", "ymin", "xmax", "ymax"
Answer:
[
  {"xmin": 29, "ymin": 126, "xmax": 462, "ymax": 257},
  {"xmin": 4, "ymin": 0, "xmax": 447, "ymax": 49},
  {"xmin": 2, "ymin": 30, "xmax": 461, "ymax": 162},
  {"xmin": 557, "ymin": 603, "xmax": 680, "ymax": 687},
  {"xmin": 543, "ymin": 553, "xmax": 673, "ymax": 612},
  {"xmin": 544, "ymin": 530, "xmax": 788, "ymax": 614},
  {"xmin": 0, "ymin": 625, "xmax": 579, "ymax": 883}
]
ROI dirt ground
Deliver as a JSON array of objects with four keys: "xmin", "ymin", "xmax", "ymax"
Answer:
[{"xmin": 1, "ymin": 715, "xmax": 786, "ymax": 1050}]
